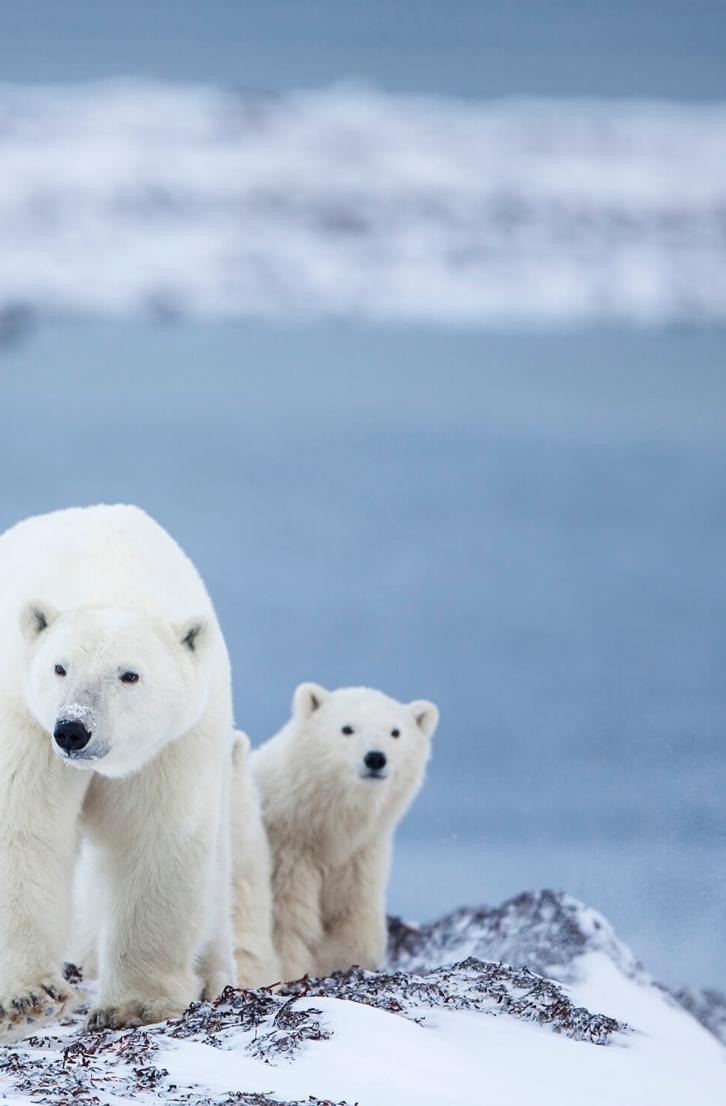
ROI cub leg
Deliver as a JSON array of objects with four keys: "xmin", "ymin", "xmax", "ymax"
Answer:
[{"xmin": 316, "ymin": 842, "xmax": 390, "ymax": 977}]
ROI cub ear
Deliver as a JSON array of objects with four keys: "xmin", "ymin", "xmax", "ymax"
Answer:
[
  {"xmin": 232, "ymin": 730, "xmax": 252, "ymax": 769},
  {"xmin": 293, "ymin": 682, "xmax": 328, "ymax": 720},
  {"xmin": 19, "ymin": 600, "xmax": 59, "ymax": 643},
  {"xmin": 409, "ymin": 699, "xmax": 439, "ymax": 739},
  {"xmin": 174, "ymin": 616, "xmax": 211, "ymax": 660}
]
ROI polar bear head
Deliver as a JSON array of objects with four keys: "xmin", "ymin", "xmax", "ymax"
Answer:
[
  {"xmin": 19, "ymin": 600, "xmax": 215, "ymax": 777},
  {"xmin": 289, "ymin": 683, "xmax": 438, "ymax": 816}
]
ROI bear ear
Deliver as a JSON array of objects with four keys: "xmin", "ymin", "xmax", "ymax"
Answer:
[
  {"xmin": 409, "ymin": 699, "xmax": 439, "ymax": 739},
  {"xmin": 174, "ymin": 616, "xmax": 211, "ymax": 660},
  {"xmin": 293, "ymin": 682, "xmax": 328, "ymax": 720},
  {"xmin": 19, "ymin": 600, "xmax": 59, "ymax": 643}
]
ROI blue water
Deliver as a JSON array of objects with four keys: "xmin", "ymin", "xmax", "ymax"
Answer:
[
  {"xmin": 1, "ymin": 1, "xmax": 725, "ymax": 99},
  {"xmin": 1, "ymin": 320, "xmax": 725, "ymax": 988}
]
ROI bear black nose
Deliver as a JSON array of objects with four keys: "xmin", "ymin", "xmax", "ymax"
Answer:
[
  {"xmin": 364, "ymin": 750, "xmax": 387, "ymax": 772},
  {"xmin": 54, "ymin": 720, "xmax": 91, "ymax": 754}
]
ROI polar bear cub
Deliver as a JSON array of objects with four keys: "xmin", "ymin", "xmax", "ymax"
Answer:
[
  {"xmin": 251, "ymin": 683, "xmax": 439, "ymax": 981},
  {"xmin": 0, "ymin": 504, "xmax": 235, "ymax": 1037},
  {"xmin": 229, "ymin": 732, "xmax": 281, "ymax": 986}
]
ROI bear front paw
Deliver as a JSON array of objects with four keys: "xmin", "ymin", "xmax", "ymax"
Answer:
[
  {"xmin": 88, "ymin": 997, "xmax": 186, "ymax": 1031},
  {"xmin": 0, "ymin": 971, "xmax": 72, "ymax": 1040}
]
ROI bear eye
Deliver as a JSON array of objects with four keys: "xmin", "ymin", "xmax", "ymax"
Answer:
[
  {"xmin": 391, "ymin": 728, "xmax": 400, "ymax": 738},
  {"xmin": 54, "ymin": 664, "xmax": 66, "ymax": 677},
  {"xmin": 341, "ymin": 725, "xmax": 354, "ymax": 735},
  {"xmin": 120, "ymin": 671, "xmax": 139, "ymax": 684}
]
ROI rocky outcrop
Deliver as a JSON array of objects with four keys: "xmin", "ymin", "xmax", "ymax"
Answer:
[
  {"xmin": 0, "ymin": 891, "xmax": 720, "ymax": 1106},
  {"xmin": 387, "ymin": 888, "xmax": 644, "ymax": 982}
]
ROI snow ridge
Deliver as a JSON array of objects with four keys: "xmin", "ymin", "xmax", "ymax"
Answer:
[
  {"xmin": 387, "ymin": 888, "xmax": 645, "ymax": 982},
  {"xmin": 280, "ymin": 957, "xmax": 625, "ymax": 1044},
  {"xmin": 388, "ymin": 888, "xmax": 726, "ymax": 1048},
  {"xmin": 1, "ymin": 892, "xmax": 723, "ymax": 1106},
  {"xmin": 0, "ymin": 925, "xmax": 627, "ymax": 1105}
]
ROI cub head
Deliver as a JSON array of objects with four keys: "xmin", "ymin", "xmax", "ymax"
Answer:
[
  {"xmin": 19, "ymin": 600, "xmax": 215, "ymax": 777},
  {"xmin": 290, "ymin": 682, "xmax": 438, "ymax": 808}
]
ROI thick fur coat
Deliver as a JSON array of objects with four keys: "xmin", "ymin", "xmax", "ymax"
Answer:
[
  {"xmin": 252, "ymin": 683, "xmax": 438, "ymax": 981},
  {"xmin": 229, "ymin": 732, "xmax": 280, "ymax": 987},
  {"xmin": 0, "ymin": 504, "xmax": 235, "ymax": 1036}
]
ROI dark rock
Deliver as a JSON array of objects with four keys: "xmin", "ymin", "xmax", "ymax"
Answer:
[
  {"xmin": 279, "ymin": 956, "xmax": 627, "ymax": 1045},
  {"xmin": 387, "ymin": 888, "xmax": 644, "ymax": 983}
]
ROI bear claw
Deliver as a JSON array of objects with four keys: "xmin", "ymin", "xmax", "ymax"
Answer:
[
  {"xmin": 88, "ymin": 998, "xmax": 184, "ymax": 1031},
  {"xmin": 0, "ymin": 973, "xmax": 71, "ymax": 1039}
]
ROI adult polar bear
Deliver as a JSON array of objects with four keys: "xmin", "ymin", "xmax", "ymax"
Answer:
[{"xmin": 0, "ymin": 504, "xmax": 234, "ymax": 1035}]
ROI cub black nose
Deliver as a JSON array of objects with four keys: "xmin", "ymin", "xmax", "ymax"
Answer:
[
  {"xmin": 364, "ymin": 750, "xmax": 387, "ymax": 772},
  {"xmin": 54, "ymin": 720, "xmax": 91, "ymax": 754}
]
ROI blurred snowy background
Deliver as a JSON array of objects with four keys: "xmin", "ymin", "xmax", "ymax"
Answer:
[{"xmin": 0, "ymin": 3, "xmax": 724, "ymax": 990}]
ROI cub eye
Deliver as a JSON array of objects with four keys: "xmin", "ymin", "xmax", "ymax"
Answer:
[
  {"xmin": 391, "ymin": 728, "xmax": 400, "ymax": 738},
  {"xmin": 54, "ymin": 664, "xmax": 66, "ymax": 677},
  {"xmin": 120, "ymin": 671, "xmax": 139, "ymax": 684},
  {"xmin": 341, "ymin": 725, "xmax": 354, "ymax": 735}
]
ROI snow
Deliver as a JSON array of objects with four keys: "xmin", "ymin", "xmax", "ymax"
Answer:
[
  {"xmin": 1, "ymin": 891, "xmax": 724, "ymax": 1106},
  {"xmin": 158, "ymin": 971, "xmax": 726, "ymax": 1106},
  {"xmin": 57, "ymin": 702, "xmax": 97, "ymax": 728},
  {"xmin": 0, "ymin": 82, "xmax": 725, "ymax": 327},
  {"xmin": 159, "ymin": 1000, "xmax": 488, "ymax": 1106}
]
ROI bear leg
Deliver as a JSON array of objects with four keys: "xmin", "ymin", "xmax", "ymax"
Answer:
[{"xmin": 0, "ymin": 714, "xmax": 89, "ymax": 1039}]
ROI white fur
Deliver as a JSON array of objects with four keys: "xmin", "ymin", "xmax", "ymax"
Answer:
[
  {"xmin": 229, "ymin": 732, "xmax": 281, "ymax": 987},
  {"xmin": 252, "ymin": 683, "xmax": 438, "ymax": 981},
  {"xmin": 0, "ymin": 504, "xmax": 236, "ymax": 1035}
]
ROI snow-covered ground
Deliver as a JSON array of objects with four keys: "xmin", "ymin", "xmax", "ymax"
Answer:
[
  {"xmin": 1, "ymin": 891, "xmax": 724, "ymax": 1106},
  {"xmin": 0, "ymin": 82, "xmax": 725, "ymax": 327}
]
